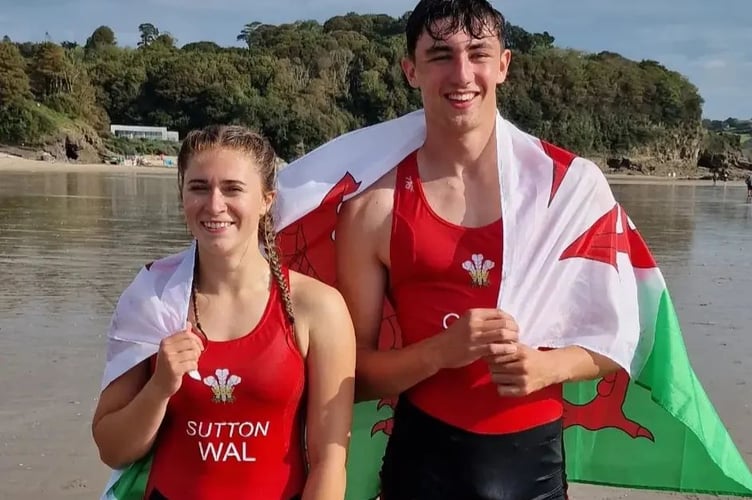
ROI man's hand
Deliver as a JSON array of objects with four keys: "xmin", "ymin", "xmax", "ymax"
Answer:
[
  {"xmin": 430, "ymin": 308, "xmax": 519, "ymax": 370},
  {"xmin": 486, "ymin": 344, "xmax": 559, "ymax": 397}
]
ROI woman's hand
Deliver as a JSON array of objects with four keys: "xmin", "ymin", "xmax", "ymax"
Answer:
[{"xmin": 151, "ymin": 322, "xmax": 205, "ymax": 398}]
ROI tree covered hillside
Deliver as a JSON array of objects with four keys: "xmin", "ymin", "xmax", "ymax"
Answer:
[{"xmin": 0, "ymin": 14, "xmax": 706, "ymax": 167}]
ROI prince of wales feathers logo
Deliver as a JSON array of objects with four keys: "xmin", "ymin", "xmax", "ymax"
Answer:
[
  {"xmin": 203, "ymin": 368, "xmax": 241, "ymax": 403},
  {"xmin": 462, "ymin": 254, "xmax": 495, "ymax": 287}
]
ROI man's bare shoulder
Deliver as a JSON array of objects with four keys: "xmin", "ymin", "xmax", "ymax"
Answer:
[
  {"xmin": 337, "ymin": 168, "xmax": 397, "ymax": 267},
  {"xmin": 340, "ymin": 168, "xmax": 397, "ymax": 225}
]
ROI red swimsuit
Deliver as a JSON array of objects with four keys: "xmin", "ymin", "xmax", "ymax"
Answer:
[
  {"xmin": 145, "ymin": 268, "xmax": 306, "ymax": 499},
  {"xmin": 389, "ymin": 151, "xmax": 563, "ymax": 434}
]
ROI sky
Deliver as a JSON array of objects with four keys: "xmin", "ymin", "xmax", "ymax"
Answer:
[{"xmin": 0, "ymin": 0, "xmax": 749, "ymax": 120}]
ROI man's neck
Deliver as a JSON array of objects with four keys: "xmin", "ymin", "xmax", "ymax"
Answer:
[
  {"xmin": 195, "ymin": 242, "xmax": 270, "ymax": 295},
  {"xmin": 420, "ymin": 116, "xmax": 497, "ymax": 177}
]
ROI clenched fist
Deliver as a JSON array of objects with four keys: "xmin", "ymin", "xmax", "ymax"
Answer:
[
  {"xmin": 431, "ymin": 308, "xmax": 519, "ymax": 370},
  {"xmin": 150, "ymin": 322, "xmax": 205, "ymax": 398}
]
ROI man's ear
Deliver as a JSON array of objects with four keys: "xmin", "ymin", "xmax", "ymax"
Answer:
[
  {"xmin": 497, "ymin": 49, "xmax": 512, "ymax": 85},
  {"xmin": 401, "ymin": 56, "xmax": 419, "ymax": 89}
]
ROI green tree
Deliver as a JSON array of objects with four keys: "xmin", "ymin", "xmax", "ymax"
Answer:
[
  {"xmin": 138, "ymin": 23, "xmax": 159, "ymax": 47},
  {"xmin": 0, "ymin": 41, "xmax": 31, "ymax": 104},
  {"xmin": 505, "ymin": 23, "xmax": 555, "ymax": 52},
  {"xmin": 182, "ymin": 41, "xmax": 221, "ymax": 52},
  {"xmin": 153, "ymin": 32, "xmax": 177, "ymax": 49},
  {"xmin": 85, "ymin": 26, "xmax": 116, "ymax": 51},
  {"xmin": 30, "ymin": 42, "xmax": 70, "ymax": 98},
  {"xmin": 0, "ymin": 11, "xmax": 709, "ymax": 163},
  {"xmin": 237, "ymin": 22, "xmax": 271, "ymax": 48}
]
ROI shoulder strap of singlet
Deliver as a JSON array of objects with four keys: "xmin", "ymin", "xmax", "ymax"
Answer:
[
  {"xmin": 282, "ymin": 263, "xmax": 310, "ymax": 476},
  {"xmin": 392, "ymin": 150, "xmax": 421, "ymax": 217},
  {"xmin": 275, "ymin": 265, "xmax": 295, "ymax": 331}
]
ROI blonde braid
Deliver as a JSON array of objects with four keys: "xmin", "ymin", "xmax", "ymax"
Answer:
[
  {"xmin": 263, "ymin": 211, "xmax": 295, "ymax": 325},
  {"xmin": 176, "ymin": 124, "xmax": 293, "ymax": 323}
]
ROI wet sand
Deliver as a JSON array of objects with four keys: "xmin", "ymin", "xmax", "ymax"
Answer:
[
  {"xmin": 1, "ymin": 156, "xmax": 747, "ymax": 187},
  {"xmin": 1, "ymin": 158, "xmax": 750, "ymax": 499},
  {"xmin": 0, "ymin": 156, "xmax": 174, "ymax": 175}
]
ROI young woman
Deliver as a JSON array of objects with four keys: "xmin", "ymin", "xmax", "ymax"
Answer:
[{"xmin": 92, "ymin": 125, "xmax": 356, "ymax": 500}]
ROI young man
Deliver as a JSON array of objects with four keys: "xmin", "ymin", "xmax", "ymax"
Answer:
[{"xmin": 335, "ymin": 1, "xmax": 620, "ymax": 498}]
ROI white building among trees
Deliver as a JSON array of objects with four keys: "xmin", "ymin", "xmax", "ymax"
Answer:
[{"xmin": 110, "ymin": 125, "xmax": 179, "ymax": 142}]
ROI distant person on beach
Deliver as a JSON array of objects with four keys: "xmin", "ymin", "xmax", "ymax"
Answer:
[
  {"xmin": 93, "ymin": 125, "xmax": 355, "ymax": 499},
  {"xmin": 745, "ymin": 173, "xmax": 752, "ymax": 201}
]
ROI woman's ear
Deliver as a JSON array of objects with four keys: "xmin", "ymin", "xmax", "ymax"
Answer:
[{"xmin": 261, "ymin": 189, "xmax": 277, "ymax": 217}]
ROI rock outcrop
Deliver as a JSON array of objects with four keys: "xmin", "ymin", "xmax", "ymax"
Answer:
[
  {"xmin": 599, "ymin": 124, "xmax": 705, "ymax": 176},
  {"xmin": 26, "ymin": 125, "xmax": 106, "ymax": 163},
  {"xmin": 697, "ymin": 151, "xmax": 752, "ymax": 172}
]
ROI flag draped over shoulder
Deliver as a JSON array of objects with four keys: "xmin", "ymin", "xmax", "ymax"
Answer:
[{"xmin": 99, "ymin": 110, "xmax": 752, "ymax": 499}]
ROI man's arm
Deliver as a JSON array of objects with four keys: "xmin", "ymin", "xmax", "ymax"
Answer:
[
  {"xmin": 335, "ymin": 188, "xmax": 442, "ymax": 401},
  {"xmin": 336, "ymin": 187, "xmax": 519, "ymax": 401},
  {"xmin": 548, "ymin": 346, "xmax": 622, "ymax": 383},
  {"xmin": 488, "ymin": 344, "xmax": 622, "ymax": 397}
]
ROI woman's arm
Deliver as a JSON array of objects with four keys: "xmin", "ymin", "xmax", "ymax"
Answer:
[
  {"xmin": 300, "ymin": 284, "xmax": 356, "ymax": 500},
  {"xmin": 92, "ymin": 328, "xmax": 204, "ymax": 469},
  {"xmin": 91, "ymin": 361, "xmax": 169, "ymax": 469}
]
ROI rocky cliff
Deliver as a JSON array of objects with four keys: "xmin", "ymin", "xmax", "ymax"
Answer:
[{"xmin": 591, "ymin": 124, "xmax": 705, "ymax": 176}]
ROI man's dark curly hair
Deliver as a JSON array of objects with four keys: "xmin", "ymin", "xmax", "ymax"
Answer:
[{"xmin": 405, "ymin": 0, "xmax": 507, "ymax": 57}]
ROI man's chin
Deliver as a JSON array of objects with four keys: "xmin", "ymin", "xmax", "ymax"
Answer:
[{"xmin": 442, "ymin": 113, "xmax": 484, "ymax": 133}]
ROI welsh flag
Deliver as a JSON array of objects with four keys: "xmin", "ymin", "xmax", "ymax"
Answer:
[
  {"xmin": 99, "ymin": 110, "xmax": 752, "ymax": 499},
  {"xmin": 274, "ymin": 109, "xmax": 752, "ymax": 498}
]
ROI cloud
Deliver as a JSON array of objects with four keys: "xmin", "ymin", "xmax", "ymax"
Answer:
[
  {"xmin": 494, "ymin": 0, "xmax": 751, "ymax": 117},
  {"xmin": 701, "ymin": 59, "xmax": 727, "ymax": 70},
  {"xmin": 623, "ymin": 18, "xmax": 752, "ymax": 118},
  {"xmin": 148, "ymin": 0, "xmax": 252, "ymax": 11},
  {"xmin": 146, "ymin": 0, "xmax": 412, "ymax": 19},
  {"xmin": 0, "ymin": 0, "xmax": 749, "ymax": 117}
]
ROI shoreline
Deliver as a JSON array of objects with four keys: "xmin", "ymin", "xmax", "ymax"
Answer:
[
  {"xmin": 0, "ymin": 157, "xmax": 747, "ymax": 187},
  {"xmin": 0, "ymin": 156, "xmax": 175, "ymax": 175}
]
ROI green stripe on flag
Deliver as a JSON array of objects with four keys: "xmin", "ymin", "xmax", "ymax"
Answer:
[
  {"xmin": 564, "ymin": 290, "xmax": 752, "ymax": 496},
  {"xmin": 105, "ymin": 293, "xmax": 752, "ymax": 499},
  {"xmin": 109, "ymin": 455, "xmax": 152, "ymax": 500},
  {"xmin": 345, "ymin": 403, "xmax": 389, "ymax": 500}
]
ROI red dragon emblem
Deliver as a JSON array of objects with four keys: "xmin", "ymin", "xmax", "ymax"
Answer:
[
  {"xmin": 370, "ymin": 308, "xmax": 402, "ymax": 436},
  {"xmin": 278, "ymin": 166, "xmax": 656, "ymax": 443},
  {"xmin": 278, "ymin": 172, "xmax": 360, "ymax": 285},
  {"xmin": 277, "ymin": 173, "xmax": 402, "ymax": 436},
  {"xmin": 553, "ymin": 153, "xmax": 656, "ymax": 441},
  {"xmin": 557, "ymin": 204, "xmax": 656, "ymax": 440}
]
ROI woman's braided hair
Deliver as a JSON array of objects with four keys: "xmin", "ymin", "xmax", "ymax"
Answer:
[{"xmin": 177, "ymin": 124, "xmax": 294, "ymax": 325}]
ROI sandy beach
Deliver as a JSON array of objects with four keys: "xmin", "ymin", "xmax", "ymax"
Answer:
[
  {"xmin": 0, "ymin": 156, "xmax": 175, "ymax": 175},
  {"xmin": 1, "ymin": 156, "xmax": 750, "ymax": 500},
  {"xmin": 1, "ymin": 155, "xmax": 746, "ymax": 187}
]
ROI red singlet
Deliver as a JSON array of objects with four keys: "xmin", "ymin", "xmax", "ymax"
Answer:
[
  {"xmin": 389, "ymin": 151, "xmax": 563, "ymax": 434},
  {"xmin": 145, "ymin": 268, "xmax": 306, "ymax": 499}
]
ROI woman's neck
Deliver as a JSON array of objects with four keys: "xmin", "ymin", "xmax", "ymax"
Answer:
[{"xmin": 194, "ymin": 242, "xmax": 270, "ymax": 295}]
